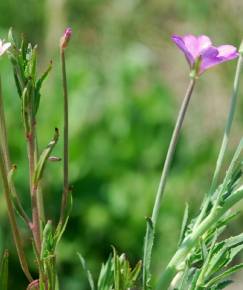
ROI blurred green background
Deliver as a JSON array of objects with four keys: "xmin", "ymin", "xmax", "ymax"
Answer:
[{"xmin": 0, "ymin": 0, "xmax": 243, "ymax": 289}]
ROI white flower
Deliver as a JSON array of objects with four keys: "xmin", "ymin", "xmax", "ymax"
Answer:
[{"xmin": 0, "ymin": 39, "xmax": 11, "ymax": 56}]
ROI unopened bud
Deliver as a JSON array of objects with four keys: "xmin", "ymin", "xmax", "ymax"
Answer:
[{"xmin": 60, "ymin": 27, "xmax": 72, "ymax": 49}]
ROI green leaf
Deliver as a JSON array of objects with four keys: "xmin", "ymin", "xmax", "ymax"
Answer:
[
  {"xmin": 188, "ymin": 269, "xmax": 200, "ymax": 290},
  {"xmin": 7, "ymin": 165, "xmax": 30, "ymax": 224},
  {"xmin": 205, "ymin": 233, "xmax": 243, "ymax": 279},
  {"xmin": 130, "ymin": 260, "xmax": 142, "ymax": 283},
  {"xmin": 178, "ymin": 203, "xmax": 189, "ymax": 246},
  {"xmin": 143, "ymin": 217, "xmax": 154, "ymax": 289},
  {"xmin": 77, "ymin": 253, "xmax": 95, "ymax": 290},
  {"xmin": 0, "ymin": 250, "xmax": 9, "ymax": 290},
  {"xmin": 200, "ymin": 238, "xmax": 208, "ymax": 263},
  {"xmin": 206, "ymin": 263, "xmax": 243, "ymax": 287},
  {"xmin": 97, "ymin": 256, "xmax": 113, "ymax": 290},
  {"xmin": 212, "ymin": 280, "xmax": 233, "ymax": 290},
  {"xmin": 34, "ymin": 61, "xmax": 52, "ymax": 115},
  {"xmin": 113, "ymin": 247, "xmax": 120, "ymax": 290},
  {"xmin": 219, "ymin": 138, "xmax": 243, "ymax": 201},
  {"xmin": 40, "ymin": 221, "xmax": 56, "ymax": 289},
  {"xmin": 54, "ymin": 192, "xmax": 73, "ymax": 246},
  {"xmin": 41, "ymin": 220, "xmax": 54, "ymax": 260},
  {"xmin": 33, "ymin": 128, "xmax": 59, "ymax": 187}
]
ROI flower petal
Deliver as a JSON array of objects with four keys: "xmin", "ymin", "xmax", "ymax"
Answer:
[
  {"xmin": 182, "ymin": 34, "xmax": 199, "ymax": 60},
  {"xmin": 171, "ymin": 33, "xmax": 239, "ymax": 75},
  {"xmin": 217, "ymin": 45, "xmax": 239, "ymax": 58},
  {"xmin": 171, "ymin": 35, "xmax": 194, "ymax": 66},
  {"xmin": 200, "ymin": 46, "xmax": 220, "ymax": 73},
  {"xmin": 197, "ymin": 35, "xmax": 212, "ymax": 53},
  {"xmin": 200, "ymin": 45, "xmax": 238, "ymax": 74}
]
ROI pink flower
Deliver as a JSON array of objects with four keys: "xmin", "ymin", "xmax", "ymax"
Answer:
[
  {"xmin": 0, "ymin": 39, "xmax": 11, "ymax": 56},
  {"xmin": 171, "ymin": 34, "xmax": 239, "ymax": 75}
]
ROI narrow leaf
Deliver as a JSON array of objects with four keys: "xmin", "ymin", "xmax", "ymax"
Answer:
[
  {"xmin": 143, "ymin": 217, "xmax": 154, "ymax": 289},
  {"xmin": 178, "ymin": 203, "xmax": 189, "ymax": 246},
  {"xmin": 33, "ymin": 128, "xmax": 59, "ymax": 186},
  {"xmin": 77, "ymin": 253, "xmax": 95, "ymax": 290},
  {"xmin": 206, "ymin": 263, "xmax": 243, "ymax": 287}
]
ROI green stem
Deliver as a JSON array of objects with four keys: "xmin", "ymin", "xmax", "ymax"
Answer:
[
  {"xmin": 143, "ymin": 77, "xmax": 196, "ymax": 288},
  {"xmin": 193, "ymin": 46, "xmax": 243, "ymax": 230},
  {"xmin": 157, "ymin": 185, "xmax": 243, "ymax": 289},
  {"xmin": 0, "ymin": 77, "xmax": 32, "ymax": 282},
  {"xmin": 59, "ymin": 48, "xmax": 69, "ymax": 225}
]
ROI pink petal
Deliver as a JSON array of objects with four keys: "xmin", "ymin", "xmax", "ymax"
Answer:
[
  {"xmin": 217, "ymin": 45, "xmax": 238, "ymax": 58},
  {"xmin": 171, "ymin": 34, "xmax": 239, "ymax": 75},
  {"xmin": 171, "ymin": 35, "xmax": 194, "ymax": 66},
  {"xmin": 182, "ymin": 34, "xmax": 199, "ymax": 59},
  {"xmin": 200, "ymin": 45, "xmax": 238, "ymax": 74},
  {"xmin": 197, "ymin": 35, "xmax": 212, "ymax": 53},
  {"xmin": 200, "ymin": 46, "xmax": 220, "ymax": 73}
]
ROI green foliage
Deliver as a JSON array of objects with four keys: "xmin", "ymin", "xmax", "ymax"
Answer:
[
  {"xmin": 8, "ymin": 29, "xmax": 52, "ymax": 119},
  {"xmin": 97, "ymin": 256, "xmax": 113, "ymax": 290},
  {"xmin": 79, "ymin": 248, "xmax": 142, "ymax": 290},
  {"xmin": 168, "ymin": 141, "xmax": 243, "ymax": 290}
]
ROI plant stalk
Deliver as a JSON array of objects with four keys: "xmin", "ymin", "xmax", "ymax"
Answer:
[
  {"xmin": 143, "ymin": 77, "xmax": 196, "ymax": 288},
  {"xmin": 59, "ymin": 48, "xmax": 69, "ymax": 224}
]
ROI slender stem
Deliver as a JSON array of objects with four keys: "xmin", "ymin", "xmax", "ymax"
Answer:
[
  {"xmin": 60, "ymin": 48, "xmax": 69, "ymax": 224},
  {"xmin": 143, "ymin": 77, "xmax": 196, "ymax": 288},
  {"xmin": 0, "ymin": 77, "xmax": 32, "ymax": 282},
  {"xmin": 151, "ymin": 78, "xmax": 196, "ymax": 224},
  {"xmin": 193, "ymin": 49, "xmax": 243, "ymax": 230}
]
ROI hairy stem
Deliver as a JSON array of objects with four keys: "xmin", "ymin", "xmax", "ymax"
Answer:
[{"xmin": 143, "ymin": 77, "xmax": 196, "ymax": 288}]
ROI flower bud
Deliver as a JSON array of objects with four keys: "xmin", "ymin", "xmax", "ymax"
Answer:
[{"xmin": 60, "ymin": 28, "xmax": 72, "ymax": 50}]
